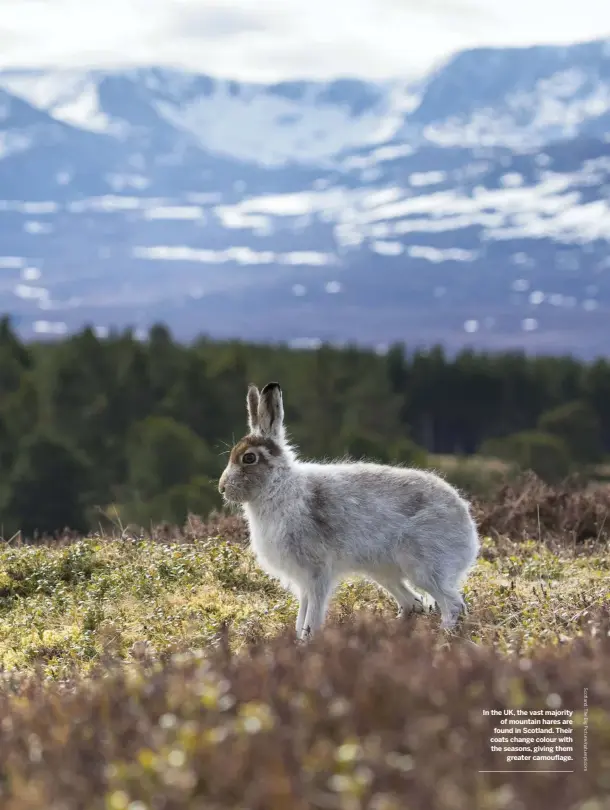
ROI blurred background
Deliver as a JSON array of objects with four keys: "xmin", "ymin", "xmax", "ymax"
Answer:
[
  {"xmin": 1, "ymin": 0, "xmax": 609, "ymax": 355},
  {"xmin": 0, "ymin": 0, "xmax": 610, "ymax": 535}
]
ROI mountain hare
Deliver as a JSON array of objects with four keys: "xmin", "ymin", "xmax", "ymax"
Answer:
[{"xmin": 218, "ymin": 382, "xmax": 479, "ymax": 639}]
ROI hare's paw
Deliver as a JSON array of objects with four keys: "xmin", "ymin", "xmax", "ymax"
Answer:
[
  {"xmin": 398, "ymin": 593, "xmax": 437, "ymax": 618},
  {"xmin": 296, "ymin": 624, "xmax": 314, "ymax": 643},
  {"xmin": 398, "ymin": 598, "xmax": 425, "ymax": 617},
  {"xmin": 420, "ymin": 593, "xmax": 438, "ymax": 614}
]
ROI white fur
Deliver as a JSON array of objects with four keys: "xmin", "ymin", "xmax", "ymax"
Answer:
[{"xmin": 220, "ymin": 383, "xmax": 480, "ymax": 639}]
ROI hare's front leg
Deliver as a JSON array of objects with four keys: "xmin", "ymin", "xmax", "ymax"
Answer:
[
  {"xmin": 295, "ymin": 592, "xmax": 309, "ymax": 637},
  {"xmin": 300, "ymin": 572, "xmax": 332, "ymax": 640}
]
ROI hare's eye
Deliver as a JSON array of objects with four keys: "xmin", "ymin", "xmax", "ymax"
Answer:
[{"xmin": 242, "ymin": 452, "xmax": 257, "ymax": 465}]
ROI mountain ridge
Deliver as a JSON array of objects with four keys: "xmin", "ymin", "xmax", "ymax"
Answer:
[{"xmin": 0, "ymin": 38, "xmax": 609, "ymax": 356}]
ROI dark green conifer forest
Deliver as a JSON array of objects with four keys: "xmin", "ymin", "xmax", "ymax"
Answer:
[{"xmin": 0, "ymin": 316, "xmax": 607, "ymax": 536}]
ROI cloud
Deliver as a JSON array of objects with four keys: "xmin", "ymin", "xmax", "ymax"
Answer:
[
  {"xmin": 162, "ymin": 2, "xmax": 279, "ymax": 40},
  {"xmin": 378, "ymin": 0, "xmax": 495, "ymax": 22},
  {"xmin": 0, "ymin": 0, "xmax": 608, "ymax": 81}
]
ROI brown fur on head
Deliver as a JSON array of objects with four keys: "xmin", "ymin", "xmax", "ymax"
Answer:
[{"xmin": 218, "ymin": 382, "xmax": 288, "ymax": 503}]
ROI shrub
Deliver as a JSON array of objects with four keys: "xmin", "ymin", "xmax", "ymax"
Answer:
[
  {"xmin": 0, "ymin": 616, "xmax": 608, "ymax": 809},
  {"xmin": 538, "ymin": 400, "xmax": 603, "ymax": 464},
  {"xmin": 479, "ymin": 431, "xmax": 572, "ymax": 484},
  {"xmin": 1, "ymin": 431, "xmax": 91, "ymax": 538}
]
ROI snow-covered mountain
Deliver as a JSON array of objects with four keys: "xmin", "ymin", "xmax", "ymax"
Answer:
[
  {"xmin": 402, "ymin": 40, "xmax": 610, "ymax": 149},
  {"xmin": 0, "ymin": 39, "xmax": 609, "ymax": 356}
]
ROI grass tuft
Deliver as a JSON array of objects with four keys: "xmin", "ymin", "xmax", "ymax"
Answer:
[{"xmin": 0, "ymin": 479, "xmax": 609, "ymax": 808}]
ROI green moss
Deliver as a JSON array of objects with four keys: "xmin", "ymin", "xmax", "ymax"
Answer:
[{"xmin": 1, "ymin": 531, "xmax": 608, "ymax": 677}]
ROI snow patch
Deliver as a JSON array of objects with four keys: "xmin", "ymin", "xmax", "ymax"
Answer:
[
  {"xmin": 133, "ymin": 245, "xmax": 336, "ymax": 266},
  {"xmin": 409, "ymin": 171, "xmax": 446, "ymax": 187},
  {"xmin": 371, "ymin": 240, "xmax": 404, "ymax": 256},
  {"xmin": 34, "ymin": 320, "xmax": 68, "ymax": 335},
  {"xmin": 145, "ymin": 205, "xmax": 205, "ymax": 221},
  {"xmin": 407, "ymin": 246, "xmax": 478, "ymax": 263}
]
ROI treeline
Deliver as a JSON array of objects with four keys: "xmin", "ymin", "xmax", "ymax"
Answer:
[{"xmin": 0, "ymin": 316, "xmax": 608, "ymax": 536}]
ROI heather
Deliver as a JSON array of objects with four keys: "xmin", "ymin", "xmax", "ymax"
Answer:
[{"xmin": 1, "ymin": 477, "xmax": 609, "ymax": 808}]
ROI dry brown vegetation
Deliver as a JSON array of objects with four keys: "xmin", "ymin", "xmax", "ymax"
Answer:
[
  {"xmin": 0, "ymin": 474, "xmax": 609, "ymax": 809},
  {"xmin": 473, "ymin": 472, "xmax": 610, "ymax": 548},
  {"xmin": 1, "ymin": 615, "xmax": 609, "ymax": 810}
]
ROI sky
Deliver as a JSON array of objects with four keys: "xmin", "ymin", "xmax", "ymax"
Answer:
[{"xmin": 1, "ymin": 0, "xmax": 610, "ymax": 81}]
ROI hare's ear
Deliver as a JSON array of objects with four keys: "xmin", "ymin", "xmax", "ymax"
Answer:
[
  {"xmin": 247, "ymin": 384, "xmax": 260, "ymax": 433},
  {"xmin": 258, "ymin": 382, "xmax": 284, "ymax": 442}
]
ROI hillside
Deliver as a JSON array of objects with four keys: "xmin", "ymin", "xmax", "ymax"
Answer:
[
  {"xmin": 1, "ymin": 39, "xmax": 610, "ymax": 355},
  {"xmin": 0, "ymin": 479, "xmax": 609, "ymax": 807}
]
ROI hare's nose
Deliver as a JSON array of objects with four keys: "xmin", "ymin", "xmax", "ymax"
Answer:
[{"xmin": 218, "ymin": 474, "xmax": 226, "ymax": 494}]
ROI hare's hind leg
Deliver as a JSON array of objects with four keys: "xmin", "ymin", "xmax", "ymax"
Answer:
[
  {"xmin": 414, "ymin": 575, "xmax": 465, "ymax": 630},
  {"xmin": 435, "ymin": 586, "xmax": 466, "ymax": 630},
  {"xmin": 396, "ymin": 531, "xmax": 473, "ymax": 630},
  {"xmin": 371, "ymin": 572, "xmax": 427, "ymax": 616}
]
